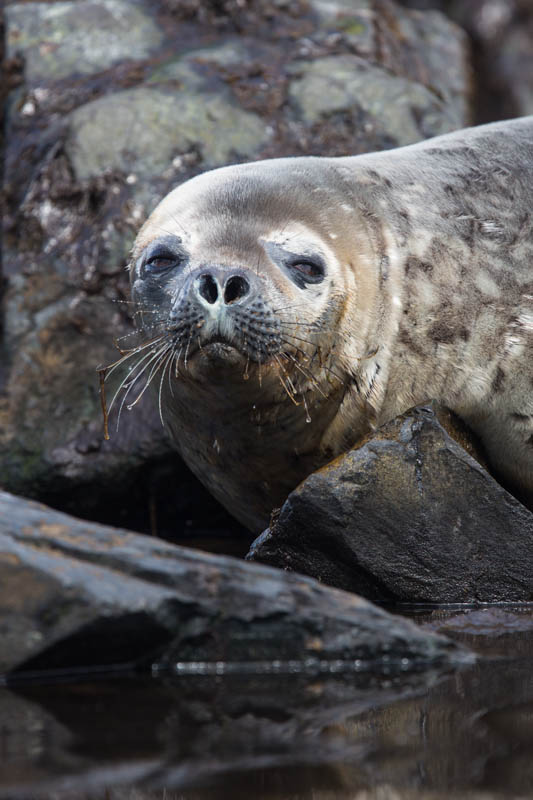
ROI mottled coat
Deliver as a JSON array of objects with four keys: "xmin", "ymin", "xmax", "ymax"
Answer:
[{"xmin": 131, "ymin": 116, "xmax": 533, "ymax": 530}]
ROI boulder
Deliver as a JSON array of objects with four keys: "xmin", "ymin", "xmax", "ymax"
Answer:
[
  {"xmin": 1, "ymin": 0, "xmax": 471, "ymax": 534},
  {"xmin": 248, "ymin": 403, "xmax": 533, "ymax": 603},
  {"xmin": 400, "ymin": 0, "xmax": 533, "ymax": 120},
  {"xmin": 0, "ymin": 490, "xmax": 468, "ymax": 677}
]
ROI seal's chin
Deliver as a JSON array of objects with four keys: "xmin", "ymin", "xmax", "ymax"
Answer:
[{"xmin": 193, "ymin": 338, "xmax": 247, "ymax": 369}]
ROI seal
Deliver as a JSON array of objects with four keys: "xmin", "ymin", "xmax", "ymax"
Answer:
[{"xmin": 127, "ymin": 116, "xmax": 533, "ymax": 532}]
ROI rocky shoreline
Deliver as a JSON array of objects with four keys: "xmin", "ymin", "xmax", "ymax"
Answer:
[{"xmin": 2, "ymin": 0, "xmax": 533, "ymax": 680}]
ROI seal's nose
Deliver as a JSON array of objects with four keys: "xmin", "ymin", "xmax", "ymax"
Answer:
[
  {"xmin": 196, "ymin": 271, "xmax": 251, "ymax": 306},
  {"xmin": 224, "ymin": 275, "xmax": 250, "ymax": 304},
  {"xmin": 198, "ymin": 273, "xmax": 219, "ymax": 305}
]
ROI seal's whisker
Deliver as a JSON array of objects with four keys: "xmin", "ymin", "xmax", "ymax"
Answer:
[
  {"xmin": 111, "ymin": 298, "xmax": 136, "ymax": 304},
  {"xmin": 159, "ymin": 348, "xmax": 175, "ymax": 427},
  {"xmin": 279, "ymin": 335, "xmax": 346, "ymax": 384},
  {"xmin": 302, "ymin": 392, "xmax": 312, "ymax": 423},
  {"xmin": 282, "ymin": 352, "xmax": 328, "ymax": 398},
  {"xmin": 103, "ymin": 340, "xmax": 153, "ymax": 378},
  {"xmin": 277, "ymin": 331, "xmax": 319, "ymax": 349},
  {"xmin": 106, "ymin": 349, "xmax": 162, "ymax": 394},
  {"xmin": 109, "ymin": 326, "xmax": 164, "ymax": 350},
  {"xmin": 274, "ymin": 354, "xmax": 300, "ymax": 406},
  {"xmin": 112, "ymin": 329, "xmax": 145, "ymax": 346},
  {"xmin": 278, "ymin": 319, "xmax": 322, "ymax": 329},
  {"xmin": 111, "ymin": 299, "xmax": 161, "ymax": 312},
  {"xmin": 272, "ymin": 302, "xmax": 319, "ymax": 314},
  {"xmin": 312, "ymin": 357, "xmax": 347, "ymax": 385},
  {"xmin": 166, "ymin": 211, "xmax": 188, "ymax": 237},
  {"xmin": 114, "ymin": 349, "xmax": 167, "ymax": 432},
  {"xmin": 107, "ymin": 347, "xmax": 162, "ymax": 413},
  {"xmin": 184, "ymin": 333, "xmax": 193, "ymax": 369},
  {"xmin": 279, "ymin": 330, "xmax": 335, "ymax": 364},
  {"xmin": 109, "ymin": 344, "xmax": 167, "ymax": 418},
  {"xmin": 102, "ymin": 335, "xmax": 166, "ymax": 382},
  {"xmin": 173, "ymin": 347, "xmax": 183, "ymax": 378},
  {"xmin": 150, "ymin": 221, "xmax": 185, "ymax": 239},
  {"xmin": 125, "ymin": 342, "xmax": 174, "ymax": 413},
  {"xmin": 167, "ymin": 347, "xmax": 177, "ymax": 398},
  {"xmin": 278, "ymin": 337, "xmax": 313, "ymax": 365},
  {"xmin": 130, "ymin": 308, "xmax": 163, "ymax": 319},
  {"xmin": 120, "ymin": 345, "xmax": 172, "ymax": 411}
]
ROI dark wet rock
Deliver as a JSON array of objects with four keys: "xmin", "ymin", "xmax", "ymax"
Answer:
[
  {"xmin": 0, "ymin": 0, "xmax": 471, "ymax": 535},
  {"xmin": 248, "ymin": 402, "xmax": 533, "ymax": 604},
  {"xmin": 0, "ymin": 490, "xmax": 467, "ymax": 677}
]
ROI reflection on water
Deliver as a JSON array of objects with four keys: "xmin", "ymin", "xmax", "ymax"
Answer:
[{"xmin": 2, "ymin": 605, "xmax": 533, "ymax": 799}]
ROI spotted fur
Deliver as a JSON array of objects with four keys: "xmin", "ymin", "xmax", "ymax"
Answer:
[{"xmin": 131, "ymin": 116, "xmax": 533, "ymax": 530}]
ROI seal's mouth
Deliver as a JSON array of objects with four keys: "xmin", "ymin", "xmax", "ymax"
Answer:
[
  {"xmin": 193, "ymin": 335, "xmax": 247, "ymax": 365},
  {"xmin": 202, "ymin": 339, "xmax": 241, "ymax": 356}
]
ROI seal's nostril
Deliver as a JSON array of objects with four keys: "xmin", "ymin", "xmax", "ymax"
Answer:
[
  {"xmin": 224, "ymin": 275, "xmax": 250, "ymax": 304},
  {"xmin": 198, "ymin": 273, "xmax": 219, "ymax": 304}
]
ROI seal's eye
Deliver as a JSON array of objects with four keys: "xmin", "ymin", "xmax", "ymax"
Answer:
[
  {"xmin": 144, "ymin": 248, "xmax": 181, "ymax": 275},
  {"xmin": 287, "ymin": 257, "xmax": 325, "ymax": 287},
  {"xmin": 291, "ymin": 261, "xmax": 323, "ymax": 280}
]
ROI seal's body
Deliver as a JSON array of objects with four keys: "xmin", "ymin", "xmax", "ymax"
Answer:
[{"xmin": 131, "ymin": 117, "xmax": 533, "ymax": 531}]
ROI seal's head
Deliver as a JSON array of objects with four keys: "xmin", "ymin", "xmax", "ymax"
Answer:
[{"xmin": 129, "ymin": 158, "xmax": 382, "ymax": 530}]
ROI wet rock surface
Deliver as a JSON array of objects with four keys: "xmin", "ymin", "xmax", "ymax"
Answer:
[
  {"xmin": 0, "ymin": 490, "xmax": 465, "ymax": 677},
  {"xmin": 249, "ymin": 403, "xmax": 533, "ymax": 604},
  {"xmin": 0, "ymin": 0, "xmax": 471, "ymax": 536}
]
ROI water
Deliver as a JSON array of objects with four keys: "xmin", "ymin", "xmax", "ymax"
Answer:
[{"xmin": 1, "ymin": 604, "xmax": 533, "ymax": 799}]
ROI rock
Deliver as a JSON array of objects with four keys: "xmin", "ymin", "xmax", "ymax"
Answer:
[
  {"xmin": 463, "ymin": 0, "xmax": 533, "ymax": 119},
  {"xmin": 65, "ymin": 86, "xmax": 271, "ymax": 181},
  {"xmin": 0, "ymin": 0, "xmax": 472, "ymax": 536},
  {"xmin": 5, "ymin": 0, "xmax": 164, "ymax": 83},
  {"xmin": 287, "ymin": 54, "xmax": 463, "ymax": 145},
  {"xmin": 310, "ymin": 0, "xmax": 471, "ymax": 126},
  {"xmin": 248, "ymin": 403, "xmax": 533, "ymax": 603},
  {"xmin": 0, "ymin": 490, "xmax": 467, "ymax": 677},
  {"xmin": 399, "ymin": 0, "xmax": 533, "ymax": 121}
]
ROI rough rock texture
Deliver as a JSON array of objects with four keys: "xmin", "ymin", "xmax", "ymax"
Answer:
[
  {"xmin": 0, "ymin": 490, "xmax": 467, "ymax": 677},
  {"xmin": 399, "ymin": 0, "xmax": 533, "ymax": 121},
  {"xmin": 248, "ymin": 403, "xmax": 533, "ymax": 603},
  {"xmin": 5, "ymin": 0, "xmax": 164, "ymax": 81},
  {"xmin": 0, "ymin": 0, "xmax": 471, "ymax": 534},
  {"xmin": 288, "ymin": 54, "xmax": 460, "ymax": 143}
]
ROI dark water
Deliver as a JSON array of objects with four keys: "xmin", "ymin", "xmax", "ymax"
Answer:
[{"xmin": 2, "ymin": 605, "xmax": 533, "ymax": 800}]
